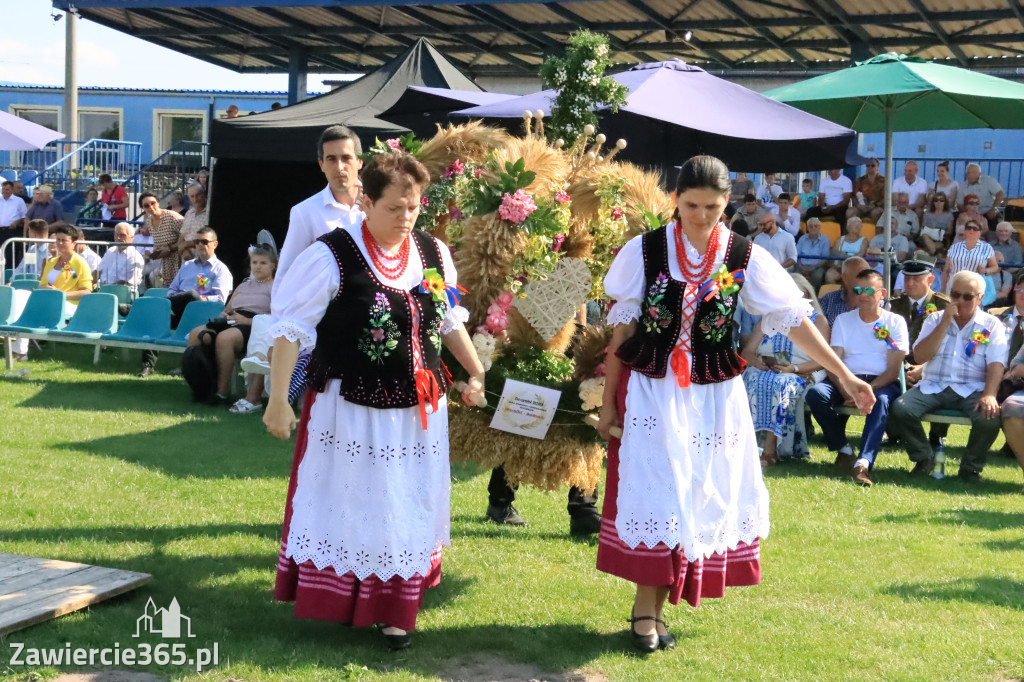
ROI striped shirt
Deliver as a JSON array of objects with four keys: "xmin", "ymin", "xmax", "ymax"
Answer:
[
  {"xmin": 915, "ymin": 309, "xmax": 1008, "ymax": 397},
  {"xmin": 944, "ymin": 240, "xmax": 994, "ymax": 292}
]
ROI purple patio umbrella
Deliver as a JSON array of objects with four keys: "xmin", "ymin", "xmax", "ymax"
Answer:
[
  {"xmin": 0, "ymin": 109, "xmax": 64, "ymax": 151},
  {"xmin": 453, "ymin": 60, "xmax": 860, "ymax": 173}
]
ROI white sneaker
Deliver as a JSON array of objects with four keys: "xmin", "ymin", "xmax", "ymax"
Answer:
[
  {"xmin": 240, "ymin": 354, "xmax": 270, "ymax": 375},
  {"xmin": 229, "ymin": 398, "xmax": 262, "ymax": 414}
]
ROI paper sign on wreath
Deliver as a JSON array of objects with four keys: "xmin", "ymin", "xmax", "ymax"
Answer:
[
  {"xmin": 513, "ymin": 257, "xmax": 593, "ymax": 343},
  {"xmin": 489, "ymin": 378, "xmax": 562, "ymax": 440}
]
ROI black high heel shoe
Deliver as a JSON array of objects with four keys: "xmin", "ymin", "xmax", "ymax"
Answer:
[
  {"xmin": 376, "ymin": 624, "xmax": 411, "ymax": 651},
  {"xmin": 655, "ymin": 618, "xmax": 676, "ymax": 650},
  {"xmin": 627, "ymin": 612, "xmax": 659, "ymax": 653}
]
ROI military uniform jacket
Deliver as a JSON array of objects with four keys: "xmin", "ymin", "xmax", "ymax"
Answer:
[{"xmin": 889, "ymin": 290, "xmax": 950, "ymax": 363}]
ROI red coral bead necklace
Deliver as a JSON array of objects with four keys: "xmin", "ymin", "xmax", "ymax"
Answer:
[
  {"xmin": 362, "ymin": 221, "xmax": 410, "ymax": 279},
  {"xmin": 675, "ymin": 220, "xmax": 721, "ymax": 285}
]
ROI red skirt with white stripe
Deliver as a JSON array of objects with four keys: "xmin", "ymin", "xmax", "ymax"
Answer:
[
  {"xmin": 273, "ymin": 390, "xmax": 441, "ymax": 631},
  {"xmin": 595, "ymin": 368, "xmax": 762, "ymax": 608}
]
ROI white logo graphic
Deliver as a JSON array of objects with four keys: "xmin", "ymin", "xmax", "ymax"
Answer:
[{"xmin": 133, "ymin": 597, "xmax": 195, "ymax": 638}]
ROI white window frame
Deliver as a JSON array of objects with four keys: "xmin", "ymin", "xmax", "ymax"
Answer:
[
  {"xmin": 78, "ymin": 106, "xmax": 124, "ymax": 141},
  {"xmin": 152, "ymin": 108, "xmax": 207, "ymax": 157},
  {"xmin": 9, "ymin": 104, "xmax": 63, "ymax": 132}
]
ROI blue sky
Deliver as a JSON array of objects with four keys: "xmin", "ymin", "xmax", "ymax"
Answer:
[{"xmin": 0, "ymin": 0, "xmax": 353, "ymax": 92}]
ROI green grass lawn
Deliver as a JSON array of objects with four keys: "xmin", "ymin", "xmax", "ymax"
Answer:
[{"xmin": 1, "ymin": 344, "xmax": 1022, "ymax": 682}]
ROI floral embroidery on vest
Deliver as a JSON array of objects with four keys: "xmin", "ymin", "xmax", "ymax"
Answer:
[
  {"xmin": 641, "ymin": 272, "xmax": 673, "ymax": 334},
  {"xmin": 697, "ymin": 294, "xmax": 736, "ymax": 343},
  {"xmin": 358, "ymin": 292, "xmax": 401, "ymax": 364},
  {"xmin": 426, "ymin": 314, "xmax": 443, "ymax": 352}
]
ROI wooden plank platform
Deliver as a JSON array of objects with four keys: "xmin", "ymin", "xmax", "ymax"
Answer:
[{"xmin": 0, "ymin": 553, "xmax": 151, "ymax": 637}]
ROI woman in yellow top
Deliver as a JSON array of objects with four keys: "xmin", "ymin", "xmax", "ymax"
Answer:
[{"xmin": 40, "ymin": 224, "xmax": 94, "ymax": 315}]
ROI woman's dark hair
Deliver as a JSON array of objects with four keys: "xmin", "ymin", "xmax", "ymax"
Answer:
[
  {"xmin": 361, "ymin": 152, "xmax": 430, "ymax": 202},
  {"xmin": 51, "ymin": 224, "xmax": 77, "ymax": 240},
  {"xmin": 929, "ymin": 191, "xmax": 948, "ymax": 212},
  {"xmin": 675, "ymin": 155, "xmax": 732, "ymax": 197},
  {"xmin": 937, "ymin": 160, "xmax": 950, "ymax": 170},
  {"xmin": 138, "ymin": 192, "xmax": 158, "ymax": 208}
]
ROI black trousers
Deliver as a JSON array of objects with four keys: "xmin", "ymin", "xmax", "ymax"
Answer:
[{"xmin": 487, "ymin": 466, "xmax": 599, "ymax": 517}]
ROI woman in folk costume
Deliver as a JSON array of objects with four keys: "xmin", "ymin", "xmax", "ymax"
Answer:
[
  {"xmin": 264, "ymin": 152, "xmax": 485, "ymax": 650},
  {"xmin": 596, "ymin": 156, "xmax": 875, "ymax": 653}
]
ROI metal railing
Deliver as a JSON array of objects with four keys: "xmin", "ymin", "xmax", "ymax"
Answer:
[
  {"xmin": 122, "ymin": 140, "xmax": 208, "ymax": 221},
  {"xmin": 1, "ymin": 237, "xmax": 151, "ymax": 290},
  {"xmin": 35, "ymin": 139, "xmax": 145, "ymax": 194}
]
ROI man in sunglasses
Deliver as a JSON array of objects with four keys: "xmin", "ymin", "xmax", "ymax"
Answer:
[
  {"xmin": 890, "ymin": 271, "xmax": 1007, "ymax": 482},
  {"xmin": 807, "ymin": 270, "xmax": 908, "ymax": 486},
  {"xmin": 847, "ymin": 157, "xmax": 885, "ymax": 224}
]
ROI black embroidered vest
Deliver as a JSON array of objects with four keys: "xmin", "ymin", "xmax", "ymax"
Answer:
[
  {"xmin": 306, "ymin": 228, "xmax": 450, "ymax": 407},
  {"xmin": 617, "ymin": 227, "xmax": 752, "ymax": 384}
]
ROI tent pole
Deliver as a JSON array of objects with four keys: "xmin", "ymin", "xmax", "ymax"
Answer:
[{"xmin": 883, "ymin": 105, "xmax": 893, "ymax": 291}]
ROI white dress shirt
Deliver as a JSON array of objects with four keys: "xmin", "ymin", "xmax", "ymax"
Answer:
[
  {"xmin": 915, "ymin": 309, "xmax": 1008, "ymax": 396},
  {"xmin": 96, "ymin": 245, "xmax": 145, "ymax": 291},
  {"xmin": 0, "ymin": 195, "xmax": 27, "ymax": 227}
]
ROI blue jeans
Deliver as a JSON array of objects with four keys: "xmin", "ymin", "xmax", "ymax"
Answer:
[{"xmin": 806, "ymin": 375, "xmax": 901, "ymax": 468}]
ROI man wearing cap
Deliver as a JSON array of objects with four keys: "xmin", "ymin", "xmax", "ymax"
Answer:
[{"xmin": 25, "ymin": 185, "xmax": 64, "ymax": 229}]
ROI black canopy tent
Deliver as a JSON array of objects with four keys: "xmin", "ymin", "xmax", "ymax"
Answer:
[{"xmin": 208, "ymin": 38, "xmax": 483, "ymax": 275}]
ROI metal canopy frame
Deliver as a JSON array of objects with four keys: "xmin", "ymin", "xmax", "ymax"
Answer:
[{"xmin": 51, "ymin": 0, "xmax": 1024, "ymax": 78}]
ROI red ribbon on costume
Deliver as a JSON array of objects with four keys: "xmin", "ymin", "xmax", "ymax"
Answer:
[
  {"xmin": 414, "ymin": 368, "xmax": 440, "ymax": 431},
  {"xmin": 670, "ymin": 342, "xmax": 690, "ymax": 388},
  {"xmin": 966, "ymin": 328, "xmax": 992, "ymax": 357}
]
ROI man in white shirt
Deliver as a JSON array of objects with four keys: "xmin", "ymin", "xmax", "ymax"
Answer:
[
  {"xmin": 806, "ymin": 269, "xmax": 908, "ymax": 486},
  {"xmin": 806, "ymin": 169, "xmax": 853, "ymax": 229},
  {"xmin": 0, "ymin": 180, "xmax": 27, "ymax": 228},
  {"xmin": 752, "ymin": 212, "xmax": 797, "ymax": 269},
  {"xmin": 755, "ymin": 172, "xmax": 782, "ymax": 211},
  {"xmin": 890, "ymin": 271, "xmax": 1007, "ymax": 482},
  {"xmin": 891, "ymin": 161, "xmax": 929, "ymax": 221},
  {"xmin": 272, "ymin": 125, "xmax": 365, "ymax": 298},
  {"xmin": 95, "ymin": 222, "xmax": 145, "ymax": 293},
  {"xmin": 770, "ymin": 192, "xmax": 801, "ymax": 236}
]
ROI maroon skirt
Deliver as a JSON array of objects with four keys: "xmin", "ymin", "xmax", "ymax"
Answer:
[
  {"xmin": 595, "ymin": 368, "xmax": 762, "ymax": 608},
  {"xmin": 274, "ymin": 390, "xmax": 441, "ymax": 631}
]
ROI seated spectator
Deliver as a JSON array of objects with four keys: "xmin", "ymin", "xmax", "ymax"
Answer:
[
  {"xmin": 139, "ymin": 192, "xmax": 183, "ymax": 286},
  {"xmin": 742, "ymin": 274, "xmax": 829, "ymax": 465},
  {"xmin": 892, "ymin": 249, "xmax": 944, "ymax": 295},
  {"xmin": 127, "ymin": 226, "xmax": 233, "ymax": 378},
  {"xmin": 847, "ymin": 157, "xmax": 885, "ymax": 223},
  {"xmin": 991, "ymin": 222, "xmax": 1022, "ymax": 272},
  {"xmin": 25, "ymin": 185, "xmax": 64, "ymax": 229},
  {"xmin": 795, "ymin": 177, "xmax": 817, "ymax": 213},
  {"xmin": 74, "ymin": 227, "xmax": 102, "ymax": 273},
  {"xmin": 997, "ymin": 340, "xmax": 1024, "ymax": 493},
  {"xmin": 867, "ymin": 216, "xmax": 910, "ymax": 263},
  {"xmin": 95, "ymin": 222, "xmax": 145, "ymax": 293},
  {"xmin": 943, "ymin": 218, "xmax": 997, "ymax": 294},
  {"xmin": 891, "ymin": 271, "xmax": 1006, "ymax": 482},
  {"xmin": 796, "ymin": 217, "xmax": 830, "ymax": 292},
  {"xmin": 892, "ymin": 160, "xmax": 928, "ymax": 221},
  {"xmin": 179, "ymin": 184, "xmax": 209, "ymax": 261},
  {"xmin": 805, "ymin": 168, "xmax": 852, "ymax": 229},
  {"xmin": 878, "ymin": 192, "xmax": 920, "ymax": 241},
  {"xmin": 39, "ymin": 224, "xmax": 94, "ymax": 317},
  {"xmin": 929, "ymin": 160, "xmax": 959, "ymax": 209},
  {"xmin": 79, "ymin": 187, "xmax": 103, "ymax": 224},
  {"xmin": 920, "ymin": 192, "xmax": 953, "ymax": 254},
  {"xmin": 960, "ymin": 163, "xmax": 1004, "ymax": 230},
  {"xmin": 956, "ymin": 193, "xmax": 985, "ymax": 234},
  {"xmin": 98, "ymin": 173, "xmax": 129, "ymax": 225},
  {"xmin": 729, "ymin": 172, "xmax": 754, "ymax": 209},
  {"xmin": 12, "ymin": 219, "xmax": 50, "ymax": 279},
  {"xmin": 771, "ymin": 192, "xmax": 801, "ymax": 236},
  {"xmin": 990, "ymin": 252, "xmax": 1013, "ymax": 308},
  {"xmin": 186, "ymin": 241, "xmax": 276, "ymax": 410},
  {"xmin": 756, "ymin": 172, "xmax": 782, "ymax": 210},
  {"xmin": 0, "ymin": 180, "xmax": 27, "ymax": 228},
  {"xmin": 989, "ymin": 270, "xmax": 1024, "ymax": 361},
  {"xmin": 806, "ymin": 269, "xmax": 907, "ymax": 486},
  {"xmin": 826, "ymin": 216, "xmax": 867, "ymax": 283},
  {"xmin": 820, "ymin": 256, "xmax": 869, "ymax": 325},
  {"xmin": 132, "ymin": 220, "xmax": 160, "ymax": 290},
  {"xmin": 752, "ymin": 212, "xmax": 797, "ymax": 269},
  {"xmin": 730, "ymin": 193, "xmax": 762, "ymax": 236}
]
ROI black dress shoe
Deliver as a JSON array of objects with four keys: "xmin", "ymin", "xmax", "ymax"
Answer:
[
  {"xmin": 486, "ymin": 503, "xmax": 526, "ymax": 526},
  {"xmin": 569, "ymin": 509, "xmax": 602, "ymax": 535},
  {"xmin": 627, "ymin": 614, "xmax": 658, "ymax": 653},
  {"xmin": 656, "ymin": 619, "xmax": 676, "ymax": 650},
  {"xmin": 910, "ymin": 458, "xmax": 935, "ymax": 476},
  {"xmin": 376, "ymin": 624, "xmax": 411, "ymax": 651}
]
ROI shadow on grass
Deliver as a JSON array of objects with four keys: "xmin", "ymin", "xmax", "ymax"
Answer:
[
  {"xmin": 57, "ymin": 420, "xmax": 288, "ymax": 479},
  {"xmin": 882, "ymin": 576, "xmax": 1024, "ymax": 611},
  {"xmin": 982, "ymin": 538, "xmax": 1024, "ymax": 552},
  {"xmin": 18, "ymin": 377, "xmax": 200, "ymax": 415},
  {"xmin": 875, "ymin": 508, "xmax": 1024, "ymax": 529}
]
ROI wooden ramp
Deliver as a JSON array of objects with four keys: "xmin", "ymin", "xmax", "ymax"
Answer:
[{"xmin": 0, "ymin": 553, "xmax": 151, "ymax": 636}]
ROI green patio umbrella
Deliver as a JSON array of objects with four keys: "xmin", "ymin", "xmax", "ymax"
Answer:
[{"xmin": 766, "ymin": 53, "xmax": 1024, "ymax": 284}]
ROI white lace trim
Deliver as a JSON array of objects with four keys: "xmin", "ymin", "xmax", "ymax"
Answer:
[
  {"xmin": 269, "ymin": 320, "xmax": 316, "ymax": 351},
  {"xmin": 608, "ymin": 302, "xmax": 641, "ymax": 326},
  {"xmin": 616, "ymin": 504, "xmax": 770, "ymax": 562},
  {"xmin": 285, "ymin": 535, "xmax": 446, "ymax": 582},
  {"xmin": 760, "ymin": 300, "xmax": 814, "ymax": 337},
  {"xmin": 440, "ymin": 304, "xmax": 469, "ymax": 334}
]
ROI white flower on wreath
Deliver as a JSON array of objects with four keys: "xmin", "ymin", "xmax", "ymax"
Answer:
[
  {"xmin": 589, "ymin": 76, "xmax": 600, "ymax": 86},
  {"xmin": 471, "ymin": 332, "xmax": 496, "ymax": 371},
  {"xmin": 579, "ymin": 376, "xmax": 605, "ymax": 411},
  {"xmin": 596, "ymin": 44, "xmax": 608, "ymax": 58}
]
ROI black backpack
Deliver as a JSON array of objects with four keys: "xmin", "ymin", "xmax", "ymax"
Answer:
[{"xmin": 181, "ymin": 328, "xmax": 218, "ymax": 402}]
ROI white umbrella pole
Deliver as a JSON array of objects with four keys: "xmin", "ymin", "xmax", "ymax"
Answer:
[{"xmin": 883, "ymin": 105, "xmax": 893, "ymax": 290}]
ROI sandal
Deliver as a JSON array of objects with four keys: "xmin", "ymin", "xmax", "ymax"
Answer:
[
  {"xmin": 229, "ymin": 398, "xmax": 262, "ymax": 414},
  {"xmin": 627, "ymin": 612, "xmax": 659, "ymax": 653},
  {"xmin": 760, "ymin": 450, "xmax": 778, "ymax": 467}
]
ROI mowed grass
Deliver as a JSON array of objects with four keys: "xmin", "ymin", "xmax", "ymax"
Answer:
[{"xmin": 0, "ymin": 344, "xmax": 1022, "ymax": 682}]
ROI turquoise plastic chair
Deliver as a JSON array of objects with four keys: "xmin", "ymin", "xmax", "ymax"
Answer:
[
  {"xmin": 51, "ymin": 293, "xmax": 118, "ymax": 339},
  {"xmin": 102, "ymin": 296, "xmax": 171, "ymax": 342},
  {"xmin": 97, "ymin": 284, "xmax": 132, "ymax": 305},
  {"xmin": 163, "ymin": 300, "xmax": 224, "ymax": 347},
  {"xmin": 143, "ymin": 287, "xmax": 169, "ymax": 298},
  {"xmin": 10, "ymin": 279, "xmax": 38, "ymax": 291},
  {"xmin": 0, "ymin": 289, "xmax": 65, "ymax": 334},
  {"xmin": 3, "ymin": 269, "xmax": 12, "ymax": 284},
  {"xmin": 0, "ymin": 286, "xmax": 14, "ymax": 324}
]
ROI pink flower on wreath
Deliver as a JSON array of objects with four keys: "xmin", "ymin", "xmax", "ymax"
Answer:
[
  {"xmin": 496, "ymin": 290, "xmax": 514, "ymax": 309},
  {"xmin": 443, "ymin": 159, "xmax": 465, "ymax": 178},
  {"xmin": 498, "ymin": 189, "xmax": 538, "ymax": 224},
  {"xmin": 474, "ymin": 167, "xmax": 486, "ymax": 178},
  {"xmin": 594, "ymin": 362, "xmax": 607, "ymax": 377},
  {"xmin": 551, "ymin": 234, "xmax": 566, "ymax": 252},
  {"xmin": 610, "ymin": 206, "xmax": 625, "ymax": 221},
  {"xmin": 486, "ymin": 313, "xmax": 509, "ymax": 333},
  {"xmin": 554, "ymin": 190, "xmax": 571, "ymax": 205},
  {"xmin": 449, "ymin": 207, "xmax": 464, "ymax": 220},
  {"xmin": 487, "ymin": 303, "xmax": 505, "ymax": 317},
  {"xmin": 386, "ymin": 138, "xmax": 402, "ymax": 151},
  {"xmin": 420, "ymin": 195, "xmax": 430, "ymax": 207}
]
